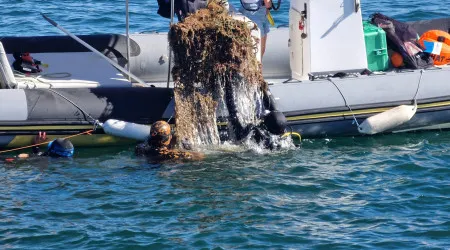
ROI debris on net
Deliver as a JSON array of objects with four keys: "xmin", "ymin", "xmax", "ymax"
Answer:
[{"xmin": 169, "ymin": 0, "xmax": 267, "ymax": 148}]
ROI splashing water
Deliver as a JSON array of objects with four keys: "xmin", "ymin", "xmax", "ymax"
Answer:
[
  {"xmin": 169, "ymin": 1, "xmax": 266, "ymax": 147},
  {"xmin": 169, "ymin": 1, "xmax": 291, "ymax": 151}
]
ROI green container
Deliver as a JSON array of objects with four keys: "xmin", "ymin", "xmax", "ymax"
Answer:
[{"xmin": 363, "ymin": 21, "xmax": 389, "ymax": 72}]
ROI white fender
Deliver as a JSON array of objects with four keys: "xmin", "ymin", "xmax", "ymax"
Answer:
[
  {"xmin": 102, "ymin": 119, "xmax": 150, "ymax": 141},
  {"xmin": 358, "ymin": 104, "xmax": 417, "ymax": 135}
]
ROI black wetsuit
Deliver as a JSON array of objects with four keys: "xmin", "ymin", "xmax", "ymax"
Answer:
[
  {"xmin": 0, "ymin": 147, "xmax": 47, "ymax": 163},
  {"xmin": 32, "ymin": 146, "xmax": 49, "ymax": 156}
]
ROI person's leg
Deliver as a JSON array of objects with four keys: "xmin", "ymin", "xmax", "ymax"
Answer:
[
  {"xmin": 259, "ymin": 10, "xmax": 271, "ymax": 59},
  {"xmin": 261, "ymin": 35, "xmax": 267, "ymax": 58}
]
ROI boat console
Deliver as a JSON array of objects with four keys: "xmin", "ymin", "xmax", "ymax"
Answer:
[{"xmin": 289, "ymin": 0, "xmax": 368, "ymax": 81}]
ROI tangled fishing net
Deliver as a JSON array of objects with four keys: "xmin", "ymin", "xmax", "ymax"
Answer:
[{"xmin": 169, "ymin": 0, "xmax": 268, "ymax": 148}]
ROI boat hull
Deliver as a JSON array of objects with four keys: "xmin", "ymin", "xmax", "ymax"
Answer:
[{"xmin": 0, "ymin": 87, "xmax": 173, "ymax": 148}]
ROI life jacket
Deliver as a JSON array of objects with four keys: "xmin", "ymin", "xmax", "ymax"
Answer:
[
  {"xmin": 12, "ymin": 52, "xmax": 42, "ymax": 74},
  {"xmin": 419, "ymin": 30, "xmax": 450, "ymax": 66}
]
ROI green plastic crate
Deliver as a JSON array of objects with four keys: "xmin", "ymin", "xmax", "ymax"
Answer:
[{"xmin": 363, "ymin": 21, "xmax": 389, "ymax": 72}]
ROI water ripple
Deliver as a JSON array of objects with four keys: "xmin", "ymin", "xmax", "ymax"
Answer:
[{"xmin": 1, "ymin": 0, "xmax": 450, "ymax": 248}]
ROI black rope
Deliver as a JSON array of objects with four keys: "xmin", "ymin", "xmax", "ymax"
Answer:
[
  {"xmin": 327, "ymin": 78, "xmax": 360, "ymax": 127},
  {"xmin": 46, "ymin": 88, "xmax": 99, "ymax": 127},
  {"xmin": 412, "ymin": 70, "xmax": 423, "ymax": 102}
]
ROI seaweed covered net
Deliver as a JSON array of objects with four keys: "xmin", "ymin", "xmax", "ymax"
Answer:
[{"xmin": 169, "ymin": 0, "xmax": 267, "ymax": 148}]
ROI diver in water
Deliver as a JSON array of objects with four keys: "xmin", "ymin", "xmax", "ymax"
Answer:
[
  {"xmin": 135, "ymin": 121, "xmax": 204, "ymax": 162},
  {"xmin": 33, "ymin": 139, "xmax": 74, "ymax": 157},
  {"xmin": 2, "ymin": 132, "xmax": 74, "ymax": 163}
]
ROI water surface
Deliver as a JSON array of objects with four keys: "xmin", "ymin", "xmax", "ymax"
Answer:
[{"xmin": 1, "ymin": 0, "xmax": 450, "ymax": 249}]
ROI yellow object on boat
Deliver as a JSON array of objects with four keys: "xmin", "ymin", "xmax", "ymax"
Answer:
[{"xmin": 267, "ymin": 11, "xmax": 275, "ymax": 27}]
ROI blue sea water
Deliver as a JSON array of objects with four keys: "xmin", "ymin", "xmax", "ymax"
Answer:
[{"xmin": 1, "ymin": 0, "xmax": 450, "ymax": 249}]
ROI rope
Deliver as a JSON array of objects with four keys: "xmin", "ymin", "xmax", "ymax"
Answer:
[
  {"xmin": 0, "ymin": 129, "xmax": 93, "ymax": 154},
  {"xmin": 167, "ymin": 0, "xmax": 175, "ymax": 88},
  {"xmin": 328, "ymin": 70, "xmax": 424, "ymax": 130},
  {"xmin": 38, "ymin": 72, "xmax": 72, "ymax": 79},
  {"xmin": 412, "ymin": 69, "xmax": 423, "ymax": 104},
  {"xmin": 14, "ymin": 70, "xmax": 72, "ymax": 81},
  {"xmin": 13, "ymin": 71, "xmax": 101, "ymax": 128},
  {"xmin": 327, "ymin": 77, "xmax": 360, "ymax": 127}
]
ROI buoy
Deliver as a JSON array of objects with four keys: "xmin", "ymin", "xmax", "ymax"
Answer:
[
  {"xmin": 358, "ymin": 104, "xmax": 417, "ymax": 135},
  {"xmin": 390, "ymin": 51, "xmax": 404, "ymax": 68},
  {"xmin": 102, "ymin": 119, "xmax": 151, "ymax": 141}
]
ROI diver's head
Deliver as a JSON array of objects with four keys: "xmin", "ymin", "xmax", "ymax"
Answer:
[
  {"xmin": 47, "ymin": 138, "xmax": 74, "ymax": 157},
  {"xmin": 148, "ymin": 121, "xmax": 172, "ymax": 148}
]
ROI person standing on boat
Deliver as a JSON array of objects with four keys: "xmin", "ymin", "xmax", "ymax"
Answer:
[
  {"xmin": 239, "ymin": 0, "xmax": 272, "ymax": 58},
  {"xmin": 135, "ymin": 121, "xmax": 204, "ymax": 162}
]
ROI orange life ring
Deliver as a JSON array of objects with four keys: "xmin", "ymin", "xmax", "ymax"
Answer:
[{"xmin": 419, "ymin": 30, "xmax": 450, "ymax": 66}]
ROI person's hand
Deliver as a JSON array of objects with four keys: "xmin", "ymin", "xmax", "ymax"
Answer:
[
  {"xmin": 264, "ymin": 0, "xmax": 272, "ymax": 9},
  {"xmin": 18, "ymin": 153, "xmax": 29, "ymax": 158},
  {"xmin": 33, "ymin": 132, "xmax": 47, "ymax": 144}
]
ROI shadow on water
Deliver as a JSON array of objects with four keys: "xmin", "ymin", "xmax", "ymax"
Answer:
[{"xmin": 301, "ymin": 130, "xmax": 450, "ymax": 149}]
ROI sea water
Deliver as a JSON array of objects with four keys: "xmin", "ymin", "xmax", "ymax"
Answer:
[{"xmin": 0, "ymin": 0, "xmax": 450, "ymax": 249}]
